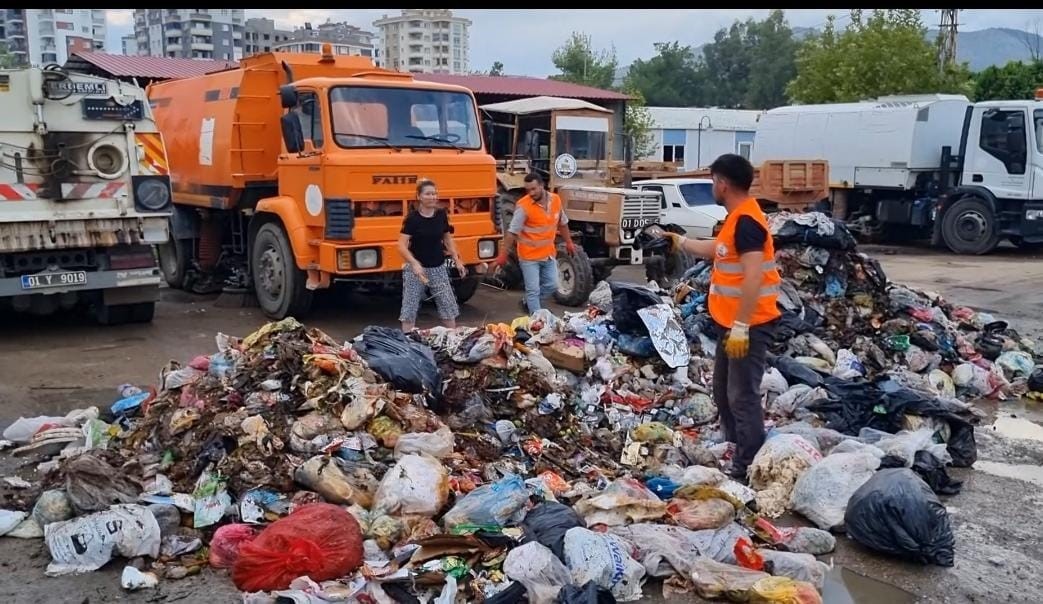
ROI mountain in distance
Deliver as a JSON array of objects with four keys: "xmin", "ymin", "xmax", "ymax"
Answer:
[{"xmin": 615, "ymin": 26, "xmax": 1043, "ymax": 85}]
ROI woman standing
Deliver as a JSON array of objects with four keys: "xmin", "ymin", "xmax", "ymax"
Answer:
[{"xmin": 398, "ymin": 179, "xmax": 464, "ymax": 332}]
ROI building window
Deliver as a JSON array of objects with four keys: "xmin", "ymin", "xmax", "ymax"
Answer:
[
  {"xmin": 56, "ymin": 21, "xmax": 73, "ymax": 30},
  {"xmin": 737, "ymin": 141, "xmax": 753, "ymax": 160},
  {"xmin": 222, "ymin": 24, "xmax": 229, "ymax": 32},
  {"xmin": 662, "ymin": 144, "xmax": 685, "ymax": 163}
]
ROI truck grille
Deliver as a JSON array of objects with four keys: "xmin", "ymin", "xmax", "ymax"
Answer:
[
  {"xmin": 622, "ymin": 195, "xmax": 661, "ymax": 220},
  {"xmin": 325, "ymin": 199, "xmax": 355, "ymax": 241}
]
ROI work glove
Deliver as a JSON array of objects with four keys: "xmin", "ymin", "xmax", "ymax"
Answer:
[
  {"xmin": 492, "ymin": 253, "xmax": 508, "ymax": 268},
  {"xmin": 725, "ymin": 321, "xmax": 750, "ymax": 359},
  {"xmin": 666, "ymin": 232, "xmax": 686, "ymax": 253},
  {"xmin": 565, "ymin": 239, "xmax": 577, "ymax": 256}
]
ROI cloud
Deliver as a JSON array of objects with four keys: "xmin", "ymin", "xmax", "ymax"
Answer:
[{"xmin": 105, "ymin": 9, "xmax": 1043, "ymax": 76}]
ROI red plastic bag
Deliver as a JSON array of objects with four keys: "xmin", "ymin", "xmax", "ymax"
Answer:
[
  {"xmin": 232, "ymin": 503, "xmax": 364, "ymax": 592},
  {"xmin": 734, "ymin": 536, "xmax": 765, "ymax": 571},
  {"xmin": 209, "ymin": 523, "xmax": 259, "ymax": 569}
]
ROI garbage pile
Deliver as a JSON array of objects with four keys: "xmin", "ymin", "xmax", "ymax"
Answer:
[{"xmin": 0, "ymin": 211, "xmax": 1040, "ymax": 602}]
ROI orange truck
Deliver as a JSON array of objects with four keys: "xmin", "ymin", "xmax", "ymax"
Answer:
[{"xmin": 147, "ymin": 45, "xmax": 500, "ymax": 318}]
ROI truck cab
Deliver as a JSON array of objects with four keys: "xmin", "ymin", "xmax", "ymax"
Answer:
[{"xmin": 941, "ymin": 98, "xmax": 1043, "ymax": 253}]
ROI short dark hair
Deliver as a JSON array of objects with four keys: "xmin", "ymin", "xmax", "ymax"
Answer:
[
  {"xmin": 415, "ymin": 178, "xmax": 436, "ymax": 197},
  {"xmin": 523, "ymin": 172, "xmax": 544, "ymax": 186},
  {"xmin": 709, "ymin": 154, "xmax": 754, "ymax": 191}
]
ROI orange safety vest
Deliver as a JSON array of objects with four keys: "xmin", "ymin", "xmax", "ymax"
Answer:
[
  {"xmin": 515, "ymin": 192, "xmax": 563, "ymax": 261},
  {"xmin": 708, "ymin": 197, "xmax": 782, "ymax": 328}
]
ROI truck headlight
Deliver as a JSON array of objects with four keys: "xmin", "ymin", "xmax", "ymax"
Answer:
[
  {"xmin": 132, "ymin": 175, "xmax": 171, "ymax": 212},
  {"xmin": 478, "ymin": 239, "xmax": 497, "ymax": 259},
  {"xmin": 353, "ymin": 249, "xmax": 380, "ymax": 269},
  {"xmin": 1026, "ymin": 209, "xmax": 1043, "ymax": 221}
]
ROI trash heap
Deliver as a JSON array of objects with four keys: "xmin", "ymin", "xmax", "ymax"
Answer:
[{"xmin": 1, "ymin": 211, "xmax": 1041, "ymax": 603}]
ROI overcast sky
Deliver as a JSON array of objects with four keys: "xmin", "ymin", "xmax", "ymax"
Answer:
[{"xmin": 106, "ymin": 9, "xmax": 1043, "ymax": 77}]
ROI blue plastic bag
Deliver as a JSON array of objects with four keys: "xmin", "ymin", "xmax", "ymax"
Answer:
[{"xmin": 441, "ymin": 474, "xmax": 529, "ymax": 530}]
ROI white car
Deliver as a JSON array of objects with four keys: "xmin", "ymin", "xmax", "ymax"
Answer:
[{"xmin": 633, "ymin": 178, "xmax": 727, "ymax": 238}]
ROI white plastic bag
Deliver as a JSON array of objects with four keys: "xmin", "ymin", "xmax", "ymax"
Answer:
[
  {"xmin": 0, "ymin": 510, "xmax": 27, "ymax": 536},
  {"xmin": 832, "ymin": 348, "xmax": 865, "ymax": 379},
  {"xmin": 789, "ymin": 450, "xmax": 880, "ymax": 530},
  {"xmin": 573, "ymin": 478, "xmax": 666, "ymax": 527},
  {"xmin": 760, "ymin": 368, "xmax": 789, "ymax": 397},
  {"xmin": 44, "ymin": 504, "xmax": 160, "ymax": 576},
  {"xmin": 374, "ymin": 454, "xmax": 449, "ymax": 517},
  {"xmin": 749, "ymin": 434, "xmax": 823, "ymax": 518},
  {"xmin": 563, "ymin": 527, "xmax": 646, "ymax": 602},
  {"xmin": 859, "ymin": 427, "xmax": 936, "ymax": 467},
  {"xmin": 757, "ymin": 548, "xmax": 830, "ymax": 589},
  {"xmin": 503, "ymin": 541, "xmax": 572, "ymax": 604},
  {"xmin": 393, "ymin": 426, "xmax": 455, "ymax": 459}
]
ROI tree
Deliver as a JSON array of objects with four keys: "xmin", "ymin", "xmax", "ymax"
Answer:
[
  {"xmin": 624, "ymin": 42, "xmax": 705, "ymax": 107},
  {"xmin": 0, "ymin": 43, "xmax": 18, "ymax": 69},
  {"xmin": 787, "ymin": 9, "xmax": 973, "ymax": 104},
  {"xmin": 621, "ymin": 81, "xmax": 657, "ymax": 159},
  {"xmin": 550, "ymin": 31, "xmax": 618, "ymax": 90},
  {"xmin": 974, "ymin": 60, "xmax": 1043, "ymax": 101},
  {"xmin": 698, "ymin": 9, "xmax": 798, "ymax": 109},
  {"xmin": 489, "ymin": 61, "xmax": 504, "ymax": 76}
]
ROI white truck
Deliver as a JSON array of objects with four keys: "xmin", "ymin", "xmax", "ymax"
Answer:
[
  {"xmin": 0, "ymin": 66, "xmax": 173, "ymax": 323},
  {"xmin": 752, "ymin": 93, "xmax": 1043, "ymax": 254}
]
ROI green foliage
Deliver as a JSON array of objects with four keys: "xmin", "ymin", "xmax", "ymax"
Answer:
[
  {"xmin": 0, "ymin": 43, "xmax": 20, "ymax": 69},
  {"xmin": 625, "ymin": 42, "xmax": 704, "ymax": 106},
  {"xmin": 787, "ymin": 9, "xmax": 973, "ymax": 104},
  {"xmin": 621, "ymin": 81, "xmax": 657, "ymax": 158},
  {"xmin": 973, "ymin": 60, "xmax": 1043, "ymax": 101},
  {"xmin": 550, "ymin": 31, "xmax": 618, "ymax": 90},
  {"xmin": 488, "ymin": 61, "xmax": 504, "ymax": 77}
]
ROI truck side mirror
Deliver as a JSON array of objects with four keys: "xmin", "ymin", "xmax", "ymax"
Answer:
[
  {"xmin": 280, "ymin": 113, "xmax": 304, "ymax": 154},
  {"xmin": 280, "ymin": 85, "xmax": 298, "ymax": 109}
]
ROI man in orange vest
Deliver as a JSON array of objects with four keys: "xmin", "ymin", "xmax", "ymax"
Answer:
[
  {"xmin": 493, "ymin": 173, "xmax": 576, "ymax": 313},
  {"xmin": 667, "ymin": 154, "xmax": 781, "ymax": 481}
]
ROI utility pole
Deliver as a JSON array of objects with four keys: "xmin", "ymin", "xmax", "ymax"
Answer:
[{"xmin": 938, "ymin": 9, "xmax": 960, "ymax": 72}]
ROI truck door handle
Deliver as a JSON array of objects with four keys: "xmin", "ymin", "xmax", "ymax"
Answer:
[{"xmin": 972, "ymin": 174, "xmax": 983, "ymax": 182}]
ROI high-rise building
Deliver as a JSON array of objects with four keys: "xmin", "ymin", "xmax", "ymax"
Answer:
[
  {"xmin": 132, "ymin": 9, "xmax": 243, "ymax": 61},
  {"xmin": 373, "ymin": 9, "xmax": 470, "ymax": 74},
  {"xmin": 1, "ymin": 9, "xmax": 106, "ymax": 67},
  {"xmin": 274, "ymin": 21, "xmax": 375, "ymax": 59},
  {"xmin": 242, "ymin": 17, "xmax": 291, "ymax": 57},
  {"xmin": 121, "ymin": 34, "xmax": 137, "ymax": 57}
]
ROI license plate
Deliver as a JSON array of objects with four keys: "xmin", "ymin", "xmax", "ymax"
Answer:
[
  {"xmin": 621, "ymin": 218, "xmax": 655, "ymax": 230},
  {"xmin": 21, "ymin": 271, "xmax": 87, "ymax": 290}
]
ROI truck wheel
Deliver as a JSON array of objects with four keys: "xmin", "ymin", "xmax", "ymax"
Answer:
[
  {"xmin": 157, "ymin": 238, "xmax": 191, "ymax": 289},
  {"xmin": 95, "ymin": 303, "xmax": 131, "ymax": 326},
  {"xmin": 252, "ymin": 222, "xmax": 313, "ymax": 319},
  {"xmin": 941, "ymin": 197, "xmax": 1000, "ymax": 255},
  {"xmin": 128, "ymin": 302, "xmax": 156, "ymax": 323},
  {"xmin": 554, "ymin": 245, "xmax": 594, "ymax": 307},
  {"xmin": 453, "ymin": 275, "xmax": 480, "ymax": 304}
]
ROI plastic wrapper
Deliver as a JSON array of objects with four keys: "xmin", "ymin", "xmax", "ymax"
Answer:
[
  {"xmin": 442, "ymin": 474, "xmax": 529, "ymax": 530},
  {"xmin": 563, "ymin": 527, "xmax": 646, "ymax": 602},
  {"xmin": 610, "ymin": 282, "xmax": 662, "ymax": 336},
  {"xmin": 749, "ymin": 434, "xmax": 823, "ymax": 518},
  {"xmin": 789, "ymin": 450, "xmax": 880, "ymax": 530},
  {"xmin": 209, "ymin": 524, "xmax": 260, "ymax": 569},
  {"xmin": 637, "ymin": 304, "xmax": 690, "ymax": 369},
  {"xmin": 293, "ymin": 455, "xmax": 377, "ymax": 508},
  {"xmin": 233, "ymin": 503, "xmax": 364, "ymax": 592},
  {"xmin": 373, "ymin": 454, "xmax": 449, "ymax": 517},
  {"xmin": 573, "ymin": 478, "xmax": 667, "ymax": 527},
  {"xmin": 858, "ymin": 427, "xmax": 940, "ymax": 468},
  {"xmin": 996, "ymin": 350, "xmax": 1034, "ymax": 379},
  {"xmin": 749, "ymin": 576, "xmax": 823, "ymax": 604},
  {"xmin": 832, "ymin": 348, "xmax": 864, "ymax": 379},
  {"xmin": 521, "ymin": 501, "xmax": 583, "ymax": 561},
  {"xmin": 64, "ymin": 453, "xmax": 141, "ymax": 514},
  {"xmin": 844, "ymin": 468, "xmax": 955, "ymax": 567},
  {"xmin": 502, "ymin": 541, "xmax": 571, "ymax": 604},
  {"xmin": 666, "ymin": 497, "xmax": 734, "ymax": 530},
  {"xmin": 44, "ymin": 504, "xmax": 160, "ymax": 577},
  {"xmin": 757, "ymin": 549, "xmax": 829, "ymax": 590},
  {"xmin": 688, "ymin": 557, "xmax": 770, "ymax": 601},
  {"xmin": 0, "ymin": 510, "xmax": 26, "ymax": 536},
  {"xmin": 393, "ymin": 426, "xmax": 455, "ymax": 459},
  {"xmin": 32, "ymin": 490, "xmax": 73, "ymax": 527}
]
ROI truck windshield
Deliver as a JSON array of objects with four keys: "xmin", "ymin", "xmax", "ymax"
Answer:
[
  {"xmin": 553, "ymin": 114, "xmax": 610, "ymax": 181},
  {"xmin": 330, "ymin": 86, "xmax": 482, "ymax": 150},
  {"xmin": 679, "ymin": 182, "xmax": 716, "ymax": 206}
]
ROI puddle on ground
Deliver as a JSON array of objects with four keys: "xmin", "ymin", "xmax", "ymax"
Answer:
[
  {"xmin": 974, "ymin": 461, "xmax": 1043, "ymax": 488},
  {"xmin": 821, "ymin": 567, "xmax": 917, "ymax": 604},
  {"xmin": 989, "ymin": 414, "xmax": 1043, "ymax": 443}
]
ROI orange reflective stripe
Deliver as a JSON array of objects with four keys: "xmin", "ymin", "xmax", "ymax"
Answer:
[{"xmin": 707, "ymin": 197, "xmax": 782, "ymax": 328}]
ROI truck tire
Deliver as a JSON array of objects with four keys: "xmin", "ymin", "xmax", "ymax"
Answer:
[
  {"xmin": 941, "ymin": 197, "xmax": 1000, "ymax": 255},
  {"xmin": 252, "ymin": 221, "xmax": 313, "ymax": 319},
  {"xmin": 95, "ymin": 303, "xmax": 130, "ymax": 326},
  {"xmin": 129, "ymin": 302, "xmax": 156, "ymax": 323},
  {"xmin": 554, "ymin": 245, "xmax": 594, "ymax": 307},
  {"xmin": 157, "ymin": 237, "xmax": 191, "ymax": 289},
  {"xmin": 453, "ymin": 275, "xmax": 480, "ymax": 304}
]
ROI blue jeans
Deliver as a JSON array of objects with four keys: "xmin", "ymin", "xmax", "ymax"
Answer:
[{"xmin": 519, "ymin": 257, "xmax": 558, "ymax": 314}]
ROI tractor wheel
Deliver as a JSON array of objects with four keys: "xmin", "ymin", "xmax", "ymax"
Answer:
[{"xmin": 553, "ymin": 245, "xmax": 595, "ymax": 307}]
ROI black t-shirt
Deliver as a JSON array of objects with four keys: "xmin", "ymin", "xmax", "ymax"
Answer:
[
  {"xmin": 735, "ymin": 215, "xmax": 767, "ymax": 254},
  {"xmin": 401, "ymin": 209, "xmax": 451, "ymax": 268}
]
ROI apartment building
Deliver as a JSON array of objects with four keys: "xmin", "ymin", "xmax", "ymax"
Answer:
[
  {"xmin": 1, "ymin": 9, "xmax": 106, "ymax": 67},
  {"xmin": 274, "ymin": 21, "xmax": 374, "ymax": 58},
  {"xmin": 242, "ymin": 17, "xmax": 290, "ymax": 56},
  {"xmin": 373, "ymin": 9, "xmax": 470, "ymax": 74},
  {"xmin": 132, "ymin": 9, "xmax": 243, "ymax": 61}
]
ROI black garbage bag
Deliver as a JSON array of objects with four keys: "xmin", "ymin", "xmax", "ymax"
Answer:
[
  {"xmin": 844, "ymin": 468, "xmax": 955, "ymax": 567},
  {"xmin": 609, "ymin": 282, "xmax": 662, "ymax": 336},
  {"xmin": 354, "ymin": 326, "xmax": 443, "ymax": 398},
  {"xmin": 774, "ymin": 310, "xmax": 817, "ymax": 342},
  {"xmin": 521, "ymin": 502, "xmax": 583, "ymax": 561},
  {"xmin": 772, "ymin": 216, "xmax": 858, "ymax": 250},
  {"xmin": 558, "ymin": 581, "xmax": 617, "ymax": 604},
  {"xmin": 771, "ymin": 355, "xmax": 824, "ymax": 387},
  {"xmin": 486, "ymin": 581, "xmax": 528, "ymax": 604},
  {"xmin": 1028, "ymin": 368, "xmax": 1043, "ymax": 393},
  {"xmin": 912, "ymin": 450, "xmax": 964, "ymax": 496}
]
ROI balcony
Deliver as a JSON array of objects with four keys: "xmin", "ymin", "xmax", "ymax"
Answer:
[
  {"xmin": 166, "ymin": 43, "xmax": 182, "ymax": 51},
  {"xmin": 190, "ymin": 26, "xmax": 212, "ymax": 36},
  {"xmin": 190, "ymin": 12, "xmax": 212, "ymax": 21},
  {"xmin": 164, "ymin": 24, "xmax": 182, "ymax": 33},
  {"xmin": 191, "ymin": 42, "xmax": 214, "ymax": 51}
]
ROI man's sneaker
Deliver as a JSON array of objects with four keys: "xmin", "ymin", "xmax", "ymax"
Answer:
[{"xmin": 725, "ymin": 465, "xmax": 749, "ymax": 485}]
